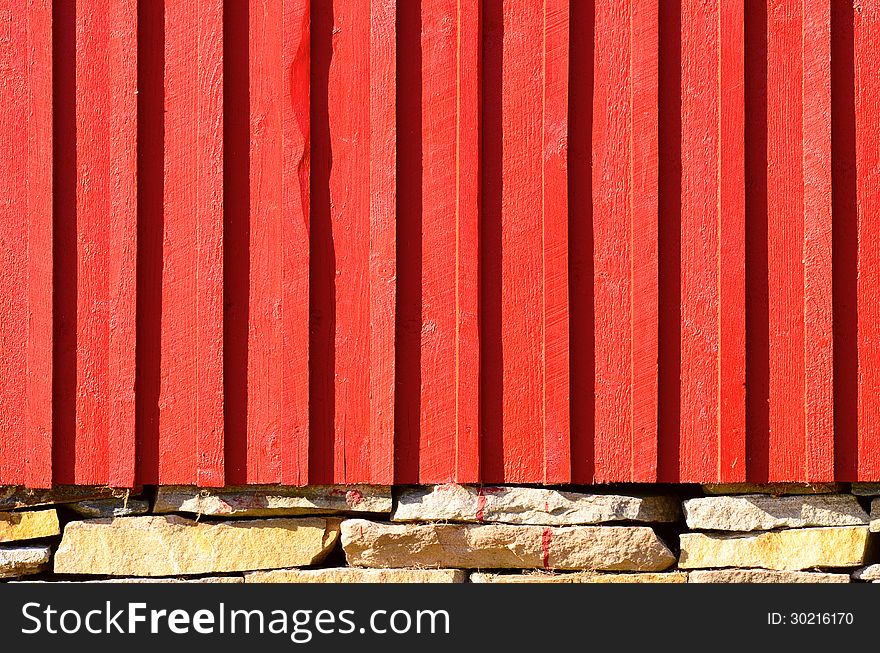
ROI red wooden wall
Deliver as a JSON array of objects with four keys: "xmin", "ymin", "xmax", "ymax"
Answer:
[{"xmin": 1, "ymin": 0, "xmax": 879, "ymax": 488}]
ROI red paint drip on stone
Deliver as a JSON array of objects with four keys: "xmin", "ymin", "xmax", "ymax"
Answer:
[
  {"xmin": 475, "ymin": 487, "xmax": 487, "ymax": 522},
  {"xmin": 345, "ymin": 489, "xmax": 363, "ymax": 506},
  {"xmin": 542, "ymin": 528, "xmax": 553, "ymax": 570}
]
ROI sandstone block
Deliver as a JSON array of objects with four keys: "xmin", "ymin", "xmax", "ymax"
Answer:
[
  {"xmin": 702, "ymin": 483, "xmax": 842, "ymax": 496},
  {"xmin": 0, "ymin": 546, "xmax": 52, "ymax": 578},
  {"xmin": 679, "ymin": 526, "xmax": 870, "ymax": 570},
  {"xmin": 155, "ymin": 485, "xmax": 391, "ymax": 517},
  {"xmin": 54, "ymin": 516, "xmax": 340, "ymax": 576},
  {"xmin": 341, "ymin": 520, "xmax": 675, "ymax": 571},
  {"xmin": 689, "ymin": 569, "xmax": 849, "ymax": 583},
  {"xmin": 69, "ymin": 498, "xmax": 150, "ymax": 519},
  {"xmin": 393, "ymin": 484, "xmax": 679, "ymax": 525},
  {"xmin": 852, "ymin": 565, "xmax": 880, "ymax": 581},
  {"xmin": 683, "ymin": 494, "xmax": 867, "ymax": 531},
  {"xmin": 0, "ymin": 510, "xmax": 60, "ymax": 543},
  {"xmin": 852, "ymin": 483, "xmax": 880, "ymax": 496},
  {"xmin": 0, "ymin": 486, "xmax": 130, "ymax": 510},
  {"xmin": 469, "ymin": 571, "xmax": 687, "ymax": 583},
  {"xmin": 866, "ymin": 498, "xmax": 880, "ymax": 532},
  {"xmin": 246, "ymin": 568, "xmax": 466, "ymax": 583},
  {"xmin": 14, "ymin": 577, "xmax": 244, "ymax": 584}
]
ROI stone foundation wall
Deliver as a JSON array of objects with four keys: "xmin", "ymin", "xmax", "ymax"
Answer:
[{"xmin": 3, "ymin": 483, "xmax": 880, "ymax": 583}]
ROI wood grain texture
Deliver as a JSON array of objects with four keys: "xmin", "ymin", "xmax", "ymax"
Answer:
[
  {"xmin": 160, "ymin": 0, "xmax": 225, "ymax": 486},
  {"xmin": 322, "ymin": 0, "xmax": 395, "ymax": 483},
  {"xmin": 369, "ymin": 0, "xmax": 396, "ymax": 484},
  {"xmin": 246, "ymin": 0, "xmax": 310, "ymax": 485},
  {"xmin": 592, "ymin": 0, "xmax": 630, "ymax": 481},
  {"xmin": 417, "ymin": 0, "xmax": 480, "ymax": 483},
  {"xmin": 2, "ymin": 2, "xmax": 879, "ymax": 487},
  {"xmin": 73, "ymin": 0, "xmax": 138, "ymax": 486},
  {"xmin": 455, "ymin": 0, "xmax": 481, "ymax": 482},
  {"xmin": 630, "ymin": 0, "xmax": 659, "ymax": 482},
  {"xmin": 680, "ymin": 0, "xmax": 723, "ymax": 481},
  {"xmin": 767, "ymin": 0, "xmax": 809, "ymax": 481},
  {"xmin": 719, "ymin": 0, "xmax": 746, "ymax": 482},
  {"xmin": 419, "ymin": 0, "xmax": 462, "ymax": 482},
  {"xmin": 856, "ymin": 2, "xmax": 880, "ymax": 479},
  {"xmin": 542, "ymin": 0, "xmax": 570, "ymax": 483},
  {"xmin": 802, "ymin": 0, "xmax": 833, "ymax": 481},
  {"xmin": 0, "ymin": 0, "xmax": 53, "ymax": 487},
  {"xmin": 496, "ymin": 0, "xmax": 569, "ymax": 483},
  {"xmin": 593, "ymin": 0, "xmax": 656, "ymax": 482},
  {"xmin": 327, "ymin": 0, "xmax": 368, "ymax": 482}
]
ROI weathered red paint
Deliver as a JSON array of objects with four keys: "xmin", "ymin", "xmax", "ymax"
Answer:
[
  {"xmin": 856, "ymin": 3, "xmax": 880, "ymax": 479},
  {"xmin": 718, "ymin": 0, "xmax": 746, "ymax": 483},
  {"xmin": 802, "ymin": 0, "xmax": 834, "ymax": 481},
  {"xmin": 160, "ymin": 0, "xmax": 225, "ymax": 486},
  {"xmin": 593, "ymin": 0, "xmax": 658, "ymax": 483},
  {"xmin": 3, "ymin": 2, "xmax": 880, "ymax": 487},
  {"xmin": 0, "ymin": 0, "xmax": 53, "ymax": 487},
  {"xmin": 243, "ymin": 0, "xmax": 310, "ymax": 485},
  {"xmin": 73, "ymin": 0, "xmax": 138, "ymax": 487}
]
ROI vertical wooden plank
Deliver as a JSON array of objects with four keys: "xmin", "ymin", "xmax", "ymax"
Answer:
[
  {"xmin": 594, "ymin": 1, "xmax": 657, "ymax": 483},
  {"xmin": 630, "ymin": 0, "xmax": 659, "ymax": 482},
  {"xmin": 719, "ymin": 0, "xmax": 746, "ymax": 481},
  {"xmin": 856, "ymin": 3, "xmax": 880, "ymax": 479},
  {"xmin": 802, "ymin": 0, "xmax": 834, "ymax": 481},
  {"xmin": 418, "ymin": 0, "xmax": 481, "ymax": 483},
  {"xmin": 418, "ymin": 0, "xmax": 480, "ymax": 483},
  {"xmin": 680, "ymin": 0, "xmax": 721, "ymax": 481},
  {"xmin": 418, "ymin": 0, "xmax": 481, "ymax": 484},
  {"xmin": 247, "ymin": 0, "xmax": 310, "ymax": 485},
  {"xmin": 500, "ymin": 0, "xmax": 543, "ymax": 481},
  {"xmin": 501, "ymin": 0, "xmax": 571, "ymax": 483},
  {"xmin": 419, "ymin": 0, "xmax": 459, "ymax": 481},
  {"xmin": 593, "ymin": 1, "xmax": 632, "ymax": 481},
  {"xmin": 767, "ymin": 1, "xmax": 805, "ymax": 481},
  {"xmin": 369, "ymin": 0, "xmax": 396, "ymax": 484},
  {"xmin": 327, "ymin": 0, "xmax": 367, "ymax": 482},
  {"xmin": 328, "ymin": 0, "xmax": 367, "ymax": 482},
  {"xmin": 26, "ymin": 0, "xmax": 54, "ymax": 488},
  {"xmin": 0, "ymin": 0, "xmax": 53, "ymax": 487},
  {"xmin": 160, "ymin": 0, "xmax": 225, "ymax": 486},
  {"xmin": 75, "ymin": 0, "xmax": 138, "ymax": 486},
  {"xmin": 543, "ymin": 0, "xmax": 570, "ymax": 483},
  {"xmin": 455, "ymin": 0, "xmax": 481, "ymax": 482},
  {"xmin": 326, "ymin": 0, "xmax": 394, "ymax": 483}
]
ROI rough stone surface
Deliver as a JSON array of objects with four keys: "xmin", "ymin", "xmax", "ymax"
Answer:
[
  {"xmin": 689, "ymin": 570, "xmax": 849, "ymax": 583},
  {"xmin": 69, "ymin": 498, "xmax": 151, "ymax": 519},
  {"xmin": 469, "ymin": 571, "xmax": 687, "ymax": 583},
  {"xmin": 852, "ymin": 564, "xmax": 880, "ymax": 581},
  {"xmin": 684, "ymin": 494, "xmax": 868, "ymax": 531},
  {"xmin": 702, "ymin": 483, "xmax": 843, "ymax": 495},
  {"xmin": 341, "ymin": 520, "xmax": 675, "ymax": 571},
  {"xmin": 0, "ymin": 546, "xmax": 52, "ymax": 578},
  {"xmin": 393, "ymin": 484, "xmax": 679, "ymax": 525},
  {"xmin": 852, "ymin": 483, "xmax": 880, "ymax": 496},
  {"xmin": 15, "ymin": 577, "xmax": 244, "ymax": 584},
  {"xmin": 866, "ymin": 498, "xmax": 880, "ymax": 532},
  {"xmin": 0, "ymin": 510, "xmax": 60, "ymax": 543},
  {"xmin": 246, "ymin": 568, "xmax": 466, "ymax": 583},
  {"xmin": 54, "ymin": 516, "xmax": 340, "ymax": 576},
  {"xmin": 679, "ymin": 526, "xmax": 870, "ymax": 570},
  {"xmin": 154, "ymin": 485, "xmax": 391, "ymax": 517},
  {"xmin": 0, "ymin": 486, "xmax": 130, "ymax": 510}
]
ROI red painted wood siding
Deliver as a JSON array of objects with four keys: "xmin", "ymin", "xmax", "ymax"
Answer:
[{"xmin": 1, "ymin": 1, "xmax": 878, "ymax": 487}]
